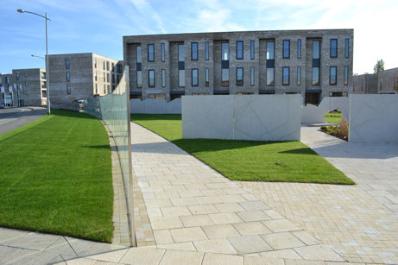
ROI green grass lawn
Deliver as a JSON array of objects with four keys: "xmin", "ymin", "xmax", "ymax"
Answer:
[
  {"xmin": 324, "ymin": 111, "xmax": 343, "ymax": 124},
  {"xmin": 132, "ymin": 114, "xmax": 354, "ymax": 185},
  {"xmin": 0, "ymin": 110, "xmax": 113, "ymax": 242}
]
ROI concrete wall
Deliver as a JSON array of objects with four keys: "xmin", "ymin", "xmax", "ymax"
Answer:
[
  {"xmin": 131, "ymin": 98, "xmax": 181, "ymax": 114},
  {"xmin": 302, "ymin": 96, "xmax": 349, "ymax": 124},
  {"xmin": 378, "ymin": 67, "xmax": 398, "ymax": 94},
  {"xmin": 349, "ymin": 94, "xmax": 398, "ymax": 143},
  {"xmin": 182, "ymin": 95, "xmax": 301, "ymax": 141}
]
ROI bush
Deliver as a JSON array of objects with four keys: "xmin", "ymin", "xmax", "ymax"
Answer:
[{"xmin": 321, "ymin": 118, "xmax": 349, "ymax": 141}]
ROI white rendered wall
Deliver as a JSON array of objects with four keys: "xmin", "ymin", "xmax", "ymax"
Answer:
[
  {"xmin": 131, "ymin": 98, "xmax": 181, "ymax": 114},
  {"xmin": 349, "ymin": 94, "xmax": 398, "ymax": 143},
  {"xmin": 301, "ymin": 97, "xmax": 349, "ymax": 124},
  {"xmin": 182, "ymin": 95, "xmax": 302, "ymax": 141}
]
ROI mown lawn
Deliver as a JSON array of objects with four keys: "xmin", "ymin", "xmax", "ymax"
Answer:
[
  {"xmin": 132, "ymin": 114, "xmax": 354, "ymax": 185},
  {"xmin": 324, "ymin": 111, "xmax": 343, "ymax": 124},
  {"xmin": 0, "ymin": 110, "xmax": 113, "ymax": 242}
]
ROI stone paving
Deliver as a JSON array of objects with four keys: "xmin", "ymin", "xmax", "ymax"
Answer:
[
  {"xmin": 0, "ymin": 228, "xmax": 126, "ymax": 265},
  {"xmin": 240, "ymin": 126, "xmax": 398, "ymax": 264}
]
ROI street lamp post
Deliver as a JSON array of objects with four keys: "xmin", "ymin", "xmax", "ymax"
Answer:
[{"xmin": 17, "ymin": 9, "xmax": 51, "ymax": 115}]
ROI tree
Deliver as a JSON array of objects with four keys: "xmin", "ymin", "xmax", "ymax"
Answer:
[{"xmin": 374, "ymin": 59, "xmax": 385, "ymax": 74}]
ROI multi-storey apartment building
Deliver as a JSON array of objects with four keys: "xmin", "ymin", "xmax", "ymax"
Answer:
[
  {"xmin": 48, "ymin": 53, "xmax": 122, "ymax": 109},
  {"xmin": 12, "ymin": 68, "xmax": 47, "ymax": 106},
  {"xmin": 0, "ymin": 69, "xmax": 46, "ymax": 107},
  {"xmin": 124, "ymin": 29, "xmax": 354, "ymax": 104}
]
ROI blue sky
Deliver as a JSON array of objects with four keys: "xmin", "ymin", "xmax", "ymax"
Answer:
[{"xmin": 1, "ymin": 0, "xmax": 397, "ymax": 74}]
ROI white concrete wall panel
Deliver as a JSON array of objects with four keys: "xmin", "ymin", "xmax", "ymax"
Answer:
[
  {"xmin": 182, "ymin": 95, "xmax": 301, "ymax": 141},
  {"xmin": 349, "ymin": 94, "xmax": 398, "ymax": 143}
]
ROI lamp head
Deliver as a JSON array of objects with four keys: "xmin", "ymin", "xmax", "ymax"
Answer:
[{"xmin": 17, "ymin": 9, "xmax": 24, "ymax": 13}]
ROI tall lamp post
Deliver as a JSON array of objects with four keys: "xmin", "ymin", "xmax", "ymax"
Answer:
[{"xmin": 17, "ymin": 8, "xmax": 51, "ymax": 115}]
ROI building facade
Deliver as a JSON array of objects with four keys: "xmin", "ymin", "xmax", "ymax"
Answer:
[
  {"xmin": 0, "ymin": 69, "xmax": 46, "ymax": 108},
  {"xmin": 124, "ymin": 29, "xmax": 354, "ymax": 104},
  {"xmin": 48, "ymin": 53, "xmax": 122, "ymax": 109},
  {"xmin": 352, "ymin": 67, "xmax": 398, "ymax": 94}
]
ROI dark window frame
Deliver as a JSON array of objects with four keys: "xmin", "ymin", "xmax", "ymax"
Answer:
[
  {"xmin": 161, "ymin": 69, "xmax": 166, "ymax": 88},
  {"xmin": 136, "ymin": 46, "xmax": 142, "ymax": 63},
  {"xmin": 191, "ymin": 68, "xmax": 199, "ymax": 87},
  {"xmin": 205, "ymin": 41, "xmax": 210, "ymax": 61},
  {"xmin": 250, "ymin": 67, "xmax": 255, "ymax": 86},
  {"xmin": 266, "ymin": 40, "xmax": 275, "ymax": 60},
  {"xmin": 344, "ymin": 65, "xmax": 349, "ymax": 86},
  {"xmin": 282, "ymin": 39, "xmax": 290, "ymax": 59},
  {"xmin": 160, "ymin": 43, "xmax": 165, "ymax": 62},
  {"xmin": 178, "ymin": 69, "xmax": 185, "ymax": 88},
  {"xmin": 136, "ymin": 70, "xmax": 142, "ymax": 88},
  {"xmin": 250, "ymin": 40, "xmax": 255, "ymax": 60},
  {"xmin": 205, "ymin": 68, "xmax": 209, "ymax": 87},
  {"xmin": 312, "ymin": 67, "xmax": 320, "ymax": 86},
  {"xmin": 147, "ymin": 43, "xmax": 155, "ymax": 62},
  {"xmin": 236, "ymin": 67, "xmax": 244, "ymax": 86},
  {"xmin": 191, "ymin": 42, "xmax": 199, "ymax": 61},
  {"xmin": 148, "ymin": 69, "xmax": 155, "ymax": 87},
  {"xmin": 329, "ymin": 66, "xmax": 337, "ymax": 85},
  {"xmin": 297, "ymin": 66, "xmax": 301, "ymax": 85},
  {"xmin": 282, "ymin": 66, "xmax": 290, "ymax": 86},
  {"xmin": 297, "ymin": 39, "xmax": 302, "ymax": 59},
  {"xmin": 330, "ymin": 39, "xmax": 338, "ymax": 58},
  {"xmin": 236, "ymin": 40, "xmax": 244, "ymax": 60},
  {"xmin": 344, "ymin": 38, "xmax": 350, "ymax": 58},
  {"xmin": 221, "ymin": 41, "xmax": 229, "ymax": 61}
]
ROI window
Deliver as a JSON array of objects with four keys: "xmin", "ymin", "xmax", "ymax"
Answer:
[
  {"xmin": 94, "ymin": 59, "xmax": 97, "ymax": 69},
  {"xmin": 266, "ymin": 40, "xmax": 275, "ymax": 60},
  {"xmin": 221, "ymin": 68, "xmax": 229, "ymax": 86},
  {"xmin": 236, "ymin": 67, "xmax": 243, "ymax": 86},
  {"xmin": 236, "ymin": 40, "xmax": 243, "ymax": 60},
  {"xmin": 344, "ymin": 65, "xmax": 349, "ymax": 85},
  {"xmin": 297, "ymin": 39, "xmax": 302, "ymax": 59},
  {"xmin": 161, "ymin": 43, "xmax": 165, "ymax": 62},
  {"xmin": 297, "ymin": 66, "xmax": 301, "ymax": 85},
  {"xmin": 103, "ymin": 61, "xmax": 105, "ymax": 70},
  {"xmin": 330, "ymin": 39, "xmax": 338, "ymax": 58},
  {"xmin": 136, "ymin": 46, "xmax": 142, "ymax": 63},
  {"xmin": 282, "ymin": 67, "xmax": 290, "ymax": 85},
  {"xmin": 312, "ymin": 67, "xmax": 320, "ymax": 85},
  {"xmin": 147, "ymin": 44, "xmax": 155, "ymax": 62},
  {"xmin": 250, "ymin": 40, "xmax": 255, "ymax": 60},
  {"xmin": 66, "ymin": 71, "xmax": 70, "ymax": 82},
  {"xmin": 106, "ymin": 61, "xmax": 109, "ymax": 71},
  {"xmin": 65, "ymin": 58, "xmax": 70, "ymax": 70},
  {"xmin": 148, "ymin": 69, "xmax": 155, "ymax": 87},
  {"xmin": 136, "ymin": 71, "xmax": 142, "ymax": 88},
  {"xmin": 161, "ymin": 69, "xmax": 166, "ymax": 87},
  {"xmin": 329, "ymin": 66, "xmax": 337, "ymax": 85},
  {"xmin": 205, "ymin": 68, "xmax": 209, "ymax": 87},
  {"xmin": 66, "ymin": 84, "xmax": 71, "ymax": 95},
  {"xmin": 205, "ymin": 41, "xmax": 210, "ymax": 61},
  {"xmin": 250, "ymin": 67, "xmax": 255, "ymax": 86},
  {"xmin": 344, "ymin": 38, "xmax": 350, "ymax": 58},
  {"xmin": 191, "ymin": 68, "xmax": 199, "ymax": 87},
  {"xmin": 178, "ymin": 70, "xmax": 185, "ymax": 87},
  {"xmin": 191, "ymin": 42, "xmax": 198, "ymax": 61},
  {"xmin": 178, "ymin": 44, "xmax": 185, "ymax": 62},
  {"xmin": 282, "ymin": 40, "xmax": 290, "ymax": 59},
  {"xmin": 266, "ymin": 68, "xmax": 274, "ymax": 86},
  {"xmin": 312, "ymin": 40, "xmax": 320, "ymax": 59},
  {"xmin": 221, "ymin": 41, "xmax": 229, "ymax": 61}
]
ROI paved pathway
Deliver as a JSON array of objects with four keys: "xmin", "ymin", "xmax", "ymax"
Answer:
[
  {"xmin": 241, "ymin": 126, "xmax": 398, "ymax": 264},
  {"xmin": 0, "ymin": 107, "xmax": 46, "ymax": 134},
  {"xmin": 0, "ymin": 228, "xmax": 126, "ymax": 265}
]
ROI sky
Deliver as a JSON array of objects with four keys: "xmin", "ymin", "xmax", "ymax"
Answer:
[{"xmin": 0, "ymin": 0, "xmax": 397, "ymax": 74}]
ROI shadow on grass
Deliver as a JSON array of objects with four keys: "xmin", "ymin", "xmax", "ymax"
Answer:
[
  {"xmin": 52, "ymin": 109, "xmax": 97, "ymax": 120},
  {"xmin": 278, "ymin": 147, "xmax": 317, "ymax": 155},
  {"xmin": 131, "ymin": 114, "xmax": 181, "ymax": 121}
]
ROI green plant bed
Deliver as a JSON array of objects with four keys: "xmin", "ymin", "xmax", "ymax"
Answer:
[
  {"xmin": 324, "ymin": 111, "xmax": 342, "ymax": 124},
  {"xmin": 132, "ymin": 114, "xmax": 354, "ymax": 185},
  {"xmin": 0, "ymin": 110, "xmax": 113, "ymax": 242}
]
